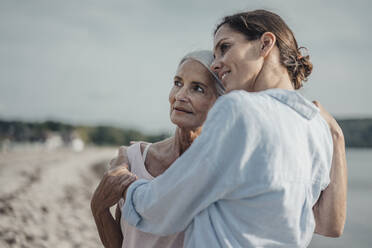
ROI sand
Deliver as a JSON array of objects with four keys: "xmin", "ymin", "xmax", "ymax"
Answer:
[
  {"xmin": 2, "ymin": 146, "xmax": 369, "ymax": 247},
  {"xmin": 0, "ymin": 145, "xmax": 116, "ymax": 248}
]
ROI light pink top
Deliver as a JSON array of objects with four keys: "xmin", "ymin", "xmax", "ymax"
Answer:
[{"xmin": 118, "ymin": 142, "xmax": 185, "ymax": 248}]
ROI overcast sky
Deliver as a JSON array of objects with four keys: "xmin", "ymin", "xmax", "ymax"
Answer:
[{"xmin": 0, "ymin": 0, "xmax": 370, "ymax": 133}]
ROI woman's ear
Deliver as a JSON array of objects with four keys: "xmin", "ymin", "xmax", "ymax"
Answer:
[{"xmin": 260, "ymin": 32, "xmax": 276, "ymax": 58}]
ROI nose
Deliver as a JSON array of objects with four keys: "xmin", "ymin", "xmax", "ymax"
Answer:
[
  {"xmin": 175, "ymin": 86, "xmax": 189, "ymax": 102},
  {"xmin": 211, "ymin": 58, "xmax": 222, "ymax": 75}
]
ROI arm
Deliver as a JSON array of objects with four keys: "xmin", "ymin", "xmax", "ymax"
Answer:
[
  {"xmin": 122, "ymin": 96, "xmax": 253, "ymax": 235},
  {"xmin": 312, "ymin": 101, "xmax": 347, "ymax": 237},
  {"xmin": 91, "ymin": 165, "xmax": 137, "ymax": 247},
  {"xmin": 91, "ymin": 207, "xmax": 123, "ymax": 248}
]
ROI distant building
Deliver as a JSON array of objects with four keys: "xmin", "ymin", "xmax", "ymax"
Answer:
[
  {"xmin": 45, "ymin": 132, "xmax": 63, "ymax": 150},
  {"xmin": 70, "ymin": 133, "xmax": 85, "ymax": 152}
]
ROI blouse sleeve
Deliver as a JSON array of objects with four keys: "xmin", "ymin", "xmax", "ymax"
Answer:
[{"xmin": 122, "ymin": 93, "xmax": 257, "ymax": 235}]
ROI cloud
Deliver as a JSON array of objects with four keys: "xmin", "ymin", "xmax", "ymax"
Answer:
[{"xmin": 0, "ymin": 0, "xmax": 371, "ymax": 132}]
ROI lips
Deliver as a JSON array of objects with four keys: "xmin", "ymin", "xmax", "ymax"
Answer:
[
  {"xmin": 218, "ymin": 70, "xmax": 231, "ymax": 81},
  {"xmin": 174, "ymin": 106, "xmax": 193, "ymax": 114}
]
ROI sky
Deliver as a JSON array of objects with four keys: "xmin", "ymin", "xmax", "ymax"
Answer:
[{"xmin": 0, "ymin": 0, "xmax": 371, "ymax": 133}]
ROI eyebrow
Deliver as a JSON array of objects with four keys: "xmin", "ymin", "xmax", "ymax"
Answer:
[
  {"xmin": 213, "ymin": 37, "xmax": 229, "ymax": 53},
  {"xmin": 192, "ymin": 81, "xmax": 208, "ymax": 88},
  {"xmin": 174, "ymin": 76, "xmax": 208, "ymax": 88}
]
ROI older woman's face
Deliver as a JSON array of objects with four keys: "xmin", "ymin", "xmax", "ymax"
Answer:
[
  {"xmin": 212, "ymin": 24, "xmax": 263, "ymax": 93},
  {"xmin": 169, "ymin": 59, "xmax": 217, "ymax": 129}
]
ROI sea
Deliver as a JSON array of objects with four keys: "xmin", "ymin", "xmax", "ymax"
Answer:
[{"xmin": 309, "ymin": 148, "xmax": 372, "ymax": 248}]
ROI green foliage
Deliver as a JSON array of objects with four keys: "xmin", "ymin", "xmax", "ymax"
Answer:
[
  {"xmin": 0, "ymin": 120, "xmax": 169, "ymax": 146},
  {"xmin": 337, "ymin": 119, "xmax": 372, "ymax": 147},
  {"xmin": 2, "ymin": 118, "xmax": 372, "ymax": 147}
]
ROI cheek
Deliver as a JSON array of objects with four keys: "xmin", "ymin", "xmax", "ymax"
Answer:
[
  {"xmin": 241, "ymin": 49, "xmax": 262, "ymax": 74},
  {"xmin": 169, "ymin": 88, "xmax": 176, "ymax": 104},
  {"xmin": 194, "ymin": 97, "xmax": 216, "ymax": 120},
  {"xmin": 236, "ymin": 59, "xmax": 260, "ymax": 84},
  {"xmin": 169, "ymin": 89, "xmax": 176, "ymax": 115}
]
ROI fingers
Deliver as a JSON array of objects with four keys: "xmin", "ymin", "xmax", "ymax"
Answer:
[
  {"xmin": 312, "ymin": 101, "xmax": 326, "ymax": 113},
  {"xmin": 312, "ymin": 100, "xmax": 342, "ymax": 134},
  {"xmin": 312, "ymin": 100, "xmax": 320, "ymax": 108},
  {"xmin": 120, "ymin": 176, "xmax": 137, "ymax": 198},
  {"xmin": 109, "ymin": 146, "xmax": 130, "ymax": 170},
  {"xmin": 109, "ymin": 158, "xmax": 116, "ymax": 165},
  {"xmin": 118, "ymin": 146, "xmax": 126, "ymax": 156},
  {"xmin": 109, "ymin": 163, "xmax": 129, "ymax": 171},
  {"xmin": 108, "ymin": 166, "xmax": 128, "ymax": 175},
  {"xmin": 108, "ymin": 158, "xmax": 117, "ymax": 170},
  {"xmin": 312, "ymin": 100, "xmax": 329, "ymax": 116},
  {"xmin": 130, "ymin": 141, "xmax": 147, "ymax": 145},
  {"xmin": 121, "ymin": 163, "xmax": 130, "ymax": 170},
  {"xmin": 94, "ymin": 168, "xmax": 137, "ymax": 210}
]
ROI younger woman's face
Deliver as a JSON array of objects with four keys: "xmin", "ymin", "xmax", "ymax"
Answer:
[
  {"xmin": 169, "ymin": 59, "xmax": 217, "ymax": 129},
  {"xmin": 212, "ymin": 24, "xmax": 263, "ymax": 93}
]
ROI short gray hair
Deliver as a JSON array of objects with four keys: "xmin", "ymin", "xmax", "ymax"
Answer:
[{"xmin": 179, "ymin": 50, "xmax": 225, "ymax": 96}]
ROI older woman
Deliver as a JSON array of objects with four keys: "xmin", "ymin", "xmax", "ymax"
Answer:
[
  {"xmin": 91, "ymin": 50, "xmax": 224, "ymax": 248},
  {"xmin": 109, "ymin": 9, "xmax": 347, "ymax": 248}
]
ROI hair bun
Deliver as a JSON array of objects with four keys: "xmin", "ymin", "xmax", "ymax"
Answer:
[{"xmin": 292, "ymin": 47, "xmax": 313, "ymax": 89}]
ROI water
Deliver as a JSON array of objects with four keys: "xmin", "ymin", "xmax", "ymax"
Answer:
[{"xmin": 309, "ymin": 148, "xmax": 372, "ymax": 248}]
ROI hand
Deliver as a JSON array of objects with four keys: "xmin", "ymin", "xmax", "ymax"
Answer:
[
  {"xmin": 91, "ymin": 166, "xmax": 137, "ymax": 215},
  {"xmin": 109, "ymin": 146, "xmax": 130, "ymax": 170},
  {"xmin": 312, "ymin": 101, "xmax": 344, "ymax": 139}
]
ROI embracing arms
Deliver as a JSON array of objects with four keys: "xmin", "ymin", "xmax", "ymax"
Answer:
[
  {"xmin": 90, "ymin": 98, "xmax": 347, "ymax": 243},
  {"xmin": 312, "ymin": 101, "xmax": 347, "ymax": 237},
  {"xmin": 91, "ymin": 147, "xmax": 136, "ymax": 248},
  {"xmin": 121, "ymin": 96, "xmax": 348, "ymax": 236},
  {"xmin": 122, "ymin": 98, "xmax": 244, "ymax": 235}
]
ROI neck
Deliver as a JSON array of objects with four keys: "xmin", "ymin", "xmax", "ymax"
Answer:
[
  {"xmin": 251, "ymin": 50, "xmax": 294, "ymax": 92},
  {"xmin": 171, "ymin": 126, "xmax": 202, "ymax": 156},
  {"xmin": 146, "ymin": 126, "xmax": 202, "ymax": 174}
]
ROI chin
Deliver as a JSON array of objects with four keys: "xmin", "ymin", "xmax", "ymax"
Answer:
[
  {"xmin": 171, "ymin": 116, "xmax": 188, "ymax": 127},
  {"xmin": 171, "ymin": 119, "xmax": 199, "ymax": 130}
]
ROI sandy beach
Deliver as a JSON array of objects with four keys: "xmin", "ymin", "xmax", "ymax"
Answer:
[
  {"xmin": 0, "ymin": 146, "xmax": 116, "ymax": 248},
  {"xmin": 1, "ymin": 146, "xmax": 370, "ymax": 247}
]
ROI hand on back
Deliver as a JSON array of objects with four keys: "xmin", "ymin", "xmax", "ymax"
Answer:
[
  {"xmin": 313, "ymin": 101, "xmax": 343, "ymax": 137},
  {"xmin": 91, "ymin": 146, "xmax": 137, "ymax": 215},
  {"xmin": 109, "ymin": 146, "xmax": 130, "ymax": 170}
]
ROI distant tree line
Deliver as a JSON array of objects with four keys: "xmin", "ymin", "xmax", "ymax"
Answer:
[
  {"xmin": 337, "ymin": 119, "xmax": 372, "ymax": 147},
  {"xmin": 1, "ymin": 119, "xmax": 372, "ymax": 147},
  {"xmin": 0, "ymin": 120, "xmax": 169, "ymax": 146}
]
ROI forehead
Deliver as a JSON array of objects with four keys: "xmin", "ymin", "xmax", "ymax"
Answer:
[
  {"xmin": 176, "ymin": 59, "xmax": 212, "ymax": 81},
  {"xmin": 213, "ymin": 25, "xmax": 243, "ymax": 50}
]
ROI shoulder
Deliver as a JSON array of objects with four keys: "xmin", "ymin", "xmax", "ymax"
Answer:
[
  {"xmin": 108, "ymin": 145, "xmax": 129, "ymax": 170},
  {"xmin": 201, "ymin": 91, "xmax": 267, "ymax": 139},
  {"xmin": 212, "ymin": 90, "xmax": 270, "ymax": 124},
  {"xmin": 216, "ymin": 90, "xmax": 244, "ymax": 108},
  {"xmin": 216, "ymin": 90, "xmax": 268, "ymax": 112},
  {"xmin": 209, "ymin": 91, "xmax": 243, "ymax": 119}
]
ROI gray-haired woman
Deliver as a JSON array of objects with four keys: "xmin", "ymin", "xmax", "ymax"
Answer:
[{"xmin": 91, "ymin": 50, "xmax": 223, "ymax": 248}]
